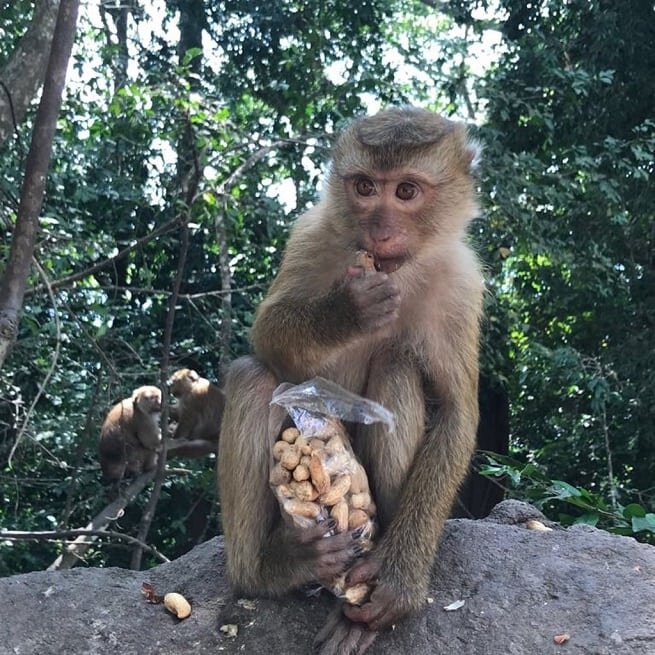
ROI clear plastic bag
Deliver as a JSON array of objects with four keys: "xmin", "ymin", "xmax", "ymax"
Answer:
[{"xmin": 268, "ymin": 377, "xmax": 394, "ymax": 601}]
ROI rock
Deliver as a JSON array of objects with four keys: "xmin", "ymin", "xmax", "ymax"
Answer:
[{"xmin": 0, "ymin": 501, "xmax": 653, "ymax": 654}]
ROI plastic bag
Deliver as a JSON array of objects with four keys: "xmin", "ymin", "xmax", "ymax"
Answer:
[{"xmin": 268, "ymin": 377, "xmax": 394, "ymax": 602}]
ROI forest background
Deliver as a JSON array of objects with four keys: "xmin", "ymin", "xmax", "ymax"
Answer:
[{"xmin": 0, "ymin": 0, "xmax": 653, "ymax": 576}]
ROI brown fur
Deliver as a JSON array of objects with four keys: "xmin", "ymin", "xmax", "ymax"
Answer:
[
  {"xmin": 99, "ymin": 385, "xmax": 162, "ymax": 482},
  {"xmin": 217, "ymin": 106, "xmax": 483, "ymax": 651},
  {"xmin": 167, "ymin": 368, "xmax": 225, "ymax": 458}
]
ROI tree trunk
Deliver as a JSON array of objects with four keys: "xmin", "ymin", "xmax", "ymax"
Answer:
[
  {"xmin": 0, "ymin": 0, "xmax": 61, "ymax": 146},
  {"xmin": 0, "ymin": 0, "xmax": 80, "ymax": 368},
  {"xmin": 129, "ymin": 0, "xmax": 205, "ymax": 570}
]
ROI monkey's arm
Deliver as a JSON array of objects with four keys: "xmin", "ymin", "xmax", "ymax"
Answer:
[
  {"xmin": 252, "ymin": 247, "xmax": 399, "ymax": 382},
  {"xmin": 251, "ymin": 288, "xmax": 356, "ymax": 382},
  {"xmin": 166, "ymin": 438, "xmax": 217, "ymax": 458},
  {"xmin": 133, "ymin": 419, "xmax": 162, "ymax": 451}
]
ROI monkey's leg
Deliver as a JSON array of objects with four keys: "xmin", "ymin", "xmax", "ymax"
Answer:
[
  {"xmin": 345, "ymin": 354, "xmax": 478, "ymax": 632},
  {"xmin": 315, "ymin": 350, "xmax": 425, "ymax": 655},
  {"xmin": 218, "ymin": 356, "xmax": 358, "ymax": 597},
  {"xmin": 354, "ymin": 348, "xmax": 425, "ymax": 530},
  {"xmin": 217, "ymin": 357, "xmax": 279, "ymax": 594}
]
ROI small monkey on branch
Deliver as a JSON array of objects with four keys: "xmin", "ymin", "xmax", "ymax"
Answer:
[
  {"xmin": 98, "ymin": 385, "xmax": 162, "ymax": 483},
  {"xmin": 218, "ymin": 106, "xmax": 484, "ymax": 653},
  {"xmin": 167, "ymin": 368, "xmax": 224, "ymax": 458}
]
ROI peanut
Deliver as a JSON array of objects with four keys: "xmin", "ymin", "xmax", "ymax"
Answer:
[
  {"xmin": 309, "ymin": 438, "xmax": 325, "ymax": 452},
  {"xmin": 290, "ymin": 480, "xmax": 319, "ymax": 501},
  {"xmin": 325, "ymin": 451, "xmax": 352, "ymax": 476},
  {"xmin": 348, "ymin": 509, "xmax": 370, "ymax": 530},
  {"xmin": 349, "ymin": 492, "xmax": 371, "ymax": 511},
  {"xmin": 320, "ymin": 474, "xmax": 352, "ymax": 506},
  {"xmin": 292, "ymin": 464, "xmax": 310, "ymax": 482},
  {"xmin": 330, "ymin": 500, "xmax": 349, "ymax": 533},
  {"xmin": 344, "ymin": 583, "xmax": 371, "ymax": 606},
  {"xmin": 355, "ymin": 249, "xmax": 376, "ymax": 274},
  {"xmin": 295, "ymin": 435, "xmax": 311, "ymax": 455},
  {"xmin": 325, "ymin": 435, "xmax": 345, "ymax": 454},
  {"xmin": 285, "ymin": 499, "xmax": 321, "ymax": 519},
  {"xmin": 276, "ymin": 484, "xmax": 294, "ymax": 499},
  {"xmin": 269, "ymin": 463, "xmax": 291, "ymax": 486},
  {"xmin": 281, "ymin": 427, "xmax": 300, "ymax": 443},
  {"xmin": 309, "ymin": 451, "xmax": 331, "ymax": 494},
  {"xmin": 349, "ymin": 463, "xmax": 369, "ymax": 494},
  {"xmin": 272, "ymin": 440, "xmax": 289, "ymax": 461},
  {"xmin": 280, "ymin": 445, "xmax": 301, "ymax": 471},
  {"xmin": 164, "ymin": 592, "xmax": 192, "ymax": 619}
]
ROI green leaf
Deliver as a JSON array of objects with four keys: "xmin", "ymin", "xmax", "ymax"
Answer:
[
  {"xmin": 631, "ymin": 515, "xmax": 655, "ymax": 534},
  {"xmin": 623, "ymin": 504, "xmax": 647, "ymax": 519}
]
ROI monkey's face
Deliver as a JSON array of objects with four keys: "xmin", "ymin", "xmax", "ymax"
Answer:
[
  {"xmin": 342, "ymin": 169, "xmax": 439, "ymax": 273},
  {"xmin": 133, "ymin": 386, "xmax": 162, "ymax": 414},
  {"xmin": 169, "ymin": 368, "xmax": 199, "ymax": 397}
]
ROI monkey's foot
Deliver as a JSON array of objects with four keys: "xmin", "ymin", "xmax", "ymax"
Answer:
[{"xmin": 313, "ymin": 605, "xmax": 377, "ymax": 655}]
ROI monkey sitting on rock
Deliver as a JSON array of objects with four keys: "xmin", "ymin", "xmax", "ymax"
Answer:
[
  {"xmin": 218, "ymin": 106, "xmax": 484, "ymax": 654},
  {"xmin": 98, "ymin": 385, "xmax": 162, "ymax": 483}
]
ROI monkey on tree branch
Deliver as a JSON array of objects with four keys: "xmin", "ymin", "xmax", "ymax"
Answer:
[
  {"xmin": 218, "ymin": 106, "xmax": 483, "ymax": 654},
  {"xmin": 167, "ymin": 367, "xmax": 225, "ymax": 458}
]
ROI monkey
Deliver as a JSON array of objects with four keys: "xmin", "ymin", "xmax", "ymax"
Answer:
[
  {"xmin": 217, "ymin": 106, "xmax": 483, "ymax": 654},
  {"xmin": 166, "ymin": 368, "xmax": 224, "ymax": 458},
  {"xmin": 98, "ymin": 385, "xmax": 162, "ymax": 483}
]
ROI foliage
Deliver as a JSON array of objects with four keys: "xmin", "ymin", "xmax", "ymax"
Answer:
[
  {"xmin": 475, "ymin": 0, "xmax": 655, "ymax": 507},
  {"xmin": 1, "ymin": 0, "xmax": 654, "ymax": 575},
  {"xmin": 480, "ymin": 453, "xmax": 655, "ymax": 542}
]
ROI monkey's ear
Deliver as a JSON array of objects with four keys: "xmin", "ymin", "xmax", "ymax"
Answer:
[
  {"xmin": 466, "ymin": 140, "xmax": 482, "ymax": 171},
  {"xmin": 188, "ymin": 369, "xmax": 200, "ymax": 382}
]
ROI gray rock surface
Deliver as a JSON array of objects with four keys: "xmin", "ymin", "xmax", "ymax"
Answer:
[{"xmin": 1, "ymin": 500, "xmax": 654, "ymax": 655}]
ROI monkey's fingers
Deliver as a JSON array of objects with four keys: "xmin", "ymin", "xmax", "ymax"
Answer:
[
  {"xmin": 346, "ymin": 557, "xmax": 380, "ymax": 585},
  {"xmin": 347, "ymin": 265, "xmax": 367, "ymax": 279},
  {"xmin": 295, "ymin": 520, "xmax": 336, "ymax": 544},
  {"xmin": 343, "ymin": 584, "xmax": 402, "ymax": 632}
]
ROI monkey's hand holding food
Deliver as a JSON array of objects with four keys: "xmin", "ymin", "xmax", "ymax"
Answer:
[
  {"xmin": 354, "ymin": 249, "xmax": 376, "ymax": 274},
  {"xmin": 341, "ymin": 556, "xmax": 417, "ymax": 631},
  {"xmin": 269, "ymin": 379, "xmax": 394, "ymax": 600},
  {"xmin": 270, "ymin": 422, "xmax": 376, "ymax": 595},
  {"xmin": 345, "ymin": 250, "xmax": 401, "ymax": 332}
]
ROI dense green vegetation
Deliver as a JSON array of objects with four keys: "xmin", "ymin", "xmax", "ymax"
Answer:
[{"xmin": 1, "ymin": 0, "xmax": 653, "ymax": 575}]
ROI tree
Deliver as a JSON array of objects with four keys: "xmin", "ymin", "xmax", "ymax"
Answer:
[
  {"xmin": 477, "ymin": 0, "xmax": 655, "ymax": 509},
  {"xmin": 0, "ymin": 0, "xmax": 61, "ymax": 146},
  {"xmin": 0, "ymin": 0, "xmax": 80, "ymax": 370}
]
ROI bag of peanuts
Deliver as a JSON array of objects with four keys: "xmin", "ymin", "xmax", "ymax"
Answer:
[{"xmin": 268, "ymin": 377, "xmax": 395, "ymax": 601}]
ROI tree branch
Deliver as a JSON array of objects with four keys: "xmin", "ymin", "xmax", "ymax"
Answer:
[
  {"xmin": 47, "ymin": 469, "xmax": 156, "ymax": 570},
  {"xmin": 29, "ymin": 214, "xmax": 183, "ymax": 294},
  {"xmin": 7, "ymin": 257, "xmax": 61, "ymax": 466},
  {"xmin": 1, "ymin": 528, "xmax": 170, "ymax": 564}
]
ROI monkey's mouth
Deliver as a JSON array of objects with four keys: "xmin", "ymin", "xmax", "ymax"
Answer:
[{"xmin": 374, "ymin": 255, "xmax": 406, "ymax": 274}]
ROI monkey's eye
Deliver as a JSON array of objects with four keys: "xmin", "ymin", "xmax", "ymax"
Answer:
[
  {"xmin": 355, "ymin": 178, "xmax": 377, "ymax": 197},
  {"xmin": 396, "ymin": 182, "xmax": 419, "ymax": 200}
]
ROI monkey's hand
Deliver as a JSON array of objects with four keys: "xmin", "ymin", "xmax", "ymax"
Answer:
[
  {"xmin": 313, "ymin": 604, "xmax": 378, "ymax": 655},
  {"xmin": 282, "ymin": 520, "xmax": 362, "ymax": 588},
  {"xmin": 341, "ymin": 557, "xmax": 417, "ymax": 631},
  {"xmin": 345, "ymin": 267, "xmax": 401, "ymax": 332}
]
